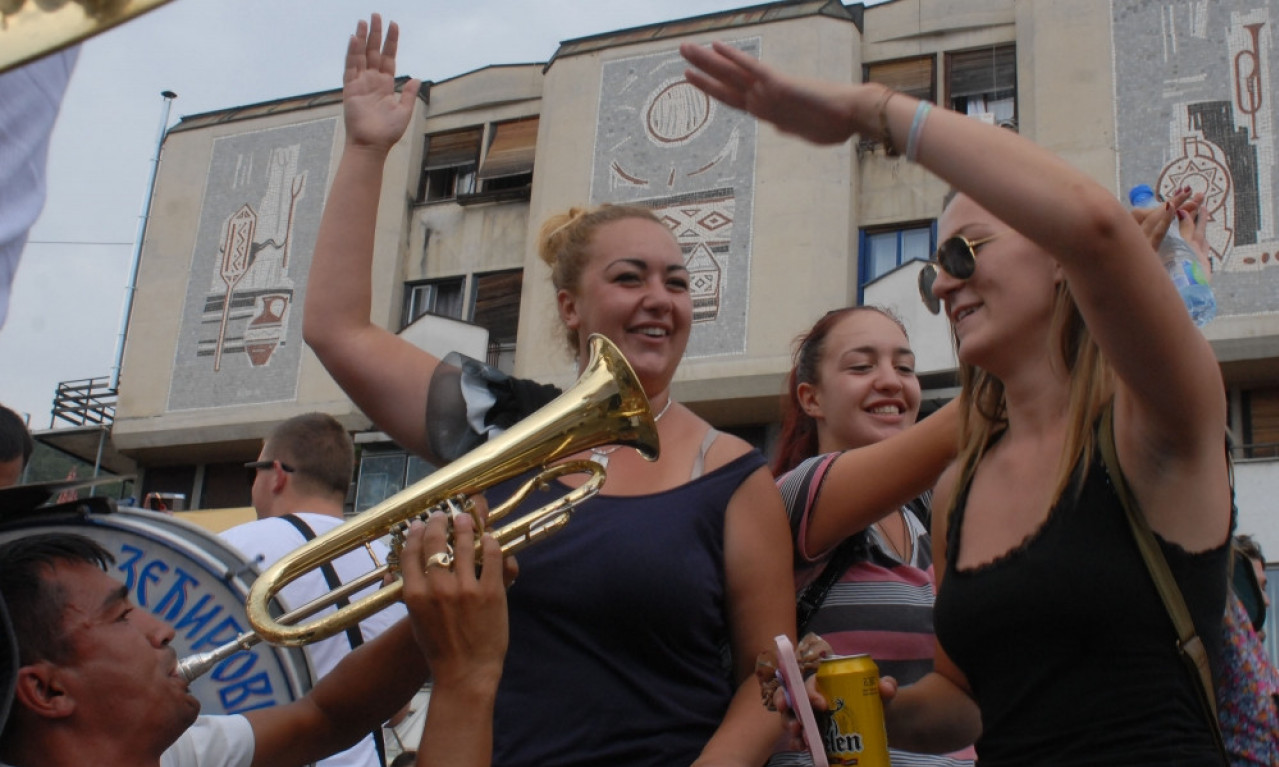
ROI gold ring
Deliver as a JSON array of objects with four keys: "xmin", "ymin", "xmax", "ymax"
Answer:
[{"xmin": 424, "ymin": 552, "xmax": 453, "ymax": 571}]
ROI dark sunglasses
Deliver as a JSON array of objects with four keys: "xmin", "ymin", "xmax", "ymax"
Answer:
[
  {"xmin": 917, "ymin": 232, "xmax": 1006, "ymax": 315},
  {"xmin": 245, "ymin": 459, "xmax": 295, "ymax": 485}
]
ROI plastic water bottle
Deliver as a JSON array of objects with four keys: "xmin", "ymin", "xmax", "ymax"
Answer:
[{"xmin": 1128, "ymin": 184, "xmax": 1216, "ymax": 327}]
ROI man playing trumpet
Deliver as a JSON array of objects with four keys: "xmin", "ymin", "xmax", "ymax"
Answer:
[{"xmin": 0, "ymin": 513, "xmax": 509, "ymax": 767}]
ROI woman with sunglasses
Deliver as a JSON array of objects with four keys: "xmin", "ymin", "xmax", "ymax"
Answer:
[
  {"xmin": 767, "ymin": 307, "xmax": 976, "ymax": 767},
  {"xmin": 682, "ymin": 43, "xmax": 1231, "ymax": 766},
  {"xmin": 303, "ymin": 17, "xmax": 795, "ymax": 767}
]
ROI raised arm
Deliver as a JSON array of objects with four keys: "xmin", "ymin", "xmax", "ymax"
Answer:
[
  {"xmin": 801, "ymin": 399, "xmax": 958, "ymax": 555},
  {"xmin": 681, "ymin": 41, "xmax": 1228, "ymax": 549},
  {"xmin": 303, "ymin": 15, "xmax": 440, "ymax": 458}
]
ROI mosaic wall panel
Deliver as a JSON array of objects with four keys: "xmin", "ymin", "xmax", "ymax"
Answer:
[
  {"xmin": 168, "ymin": 118, "xmax": 336, "ymax": 410},
  {"xmin": 591, "ymin": 40, "xmax": 759, "ymax": 358},
  {"xmin": 1115, "ymin": 0, "xmax": 1278, "ymax": 315}
]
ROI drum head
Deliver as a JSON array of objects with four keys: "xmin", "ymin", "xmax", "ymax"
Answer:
[{"xmin": 0, "ymin": 502, "xmax": 312, "ymax": 715}]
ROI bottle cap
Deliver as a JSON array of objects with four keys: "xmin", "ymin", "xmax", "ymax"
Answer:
[{"xmin": 1128, "ymin": 184, "xmax": 1156, "ymax": 207}]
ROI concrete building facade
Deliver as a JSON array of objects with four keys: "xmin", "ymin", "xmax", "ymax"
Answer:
[{"xmin": 99, "ymin": 0, "xmax": 1279, "ymax": 559}]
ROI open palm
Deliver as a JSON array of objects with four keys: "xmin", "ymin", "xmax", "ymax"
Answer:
[
  {"xmin": 680, "ymin": 41, "xmax": 859, "ymax": 146},
  {"xmin": 343, "ymin": 15, "xmax": 420, "ymax": 152}
]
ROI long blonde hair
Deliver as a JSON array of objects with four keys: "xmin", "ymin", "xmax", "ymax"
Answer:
[
  {"xmin": 536, "ymin": 203, "xmax": 667, "ymax": 355},
  {"xmin": 952, "ymin": 278, "xmax": 1115, "ymax": 511}
]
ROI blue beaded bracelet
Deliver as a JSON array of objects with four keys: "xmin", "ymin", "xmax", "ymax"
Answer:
[{"xmin": 905, "ymin": 101, "xmax": 932, "ymax": 163}]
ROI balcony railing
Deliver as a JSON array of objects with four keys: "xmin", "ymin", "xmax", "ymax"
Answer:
[{"xmin": 51, "ymin": 377, "xmax": 117, "ymax": 428}]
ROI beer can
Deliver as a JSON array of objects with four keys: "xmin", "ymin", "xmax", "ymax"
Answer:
[{"xmin": 814, "ymin": 654, "xmax": 890, "ymax": 767}]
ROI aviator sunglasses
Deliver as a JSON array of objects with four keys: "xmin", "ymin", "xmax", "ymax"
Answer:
[{"xmin": 917, "ymin": 231, "xmax": 1006, "ymax": 315}]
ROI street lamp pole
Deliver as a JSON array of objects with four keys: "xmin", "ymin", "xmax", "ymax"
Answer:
[{"xmin": 109, "ymin": 89, "xmax": 176, "ymax": 392}]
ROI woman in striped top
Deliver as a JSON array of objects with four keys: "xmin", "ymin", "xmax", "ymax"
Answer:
[{"xmin": 768, "ymin": 307, "xmax": 978, "ymax": 767}]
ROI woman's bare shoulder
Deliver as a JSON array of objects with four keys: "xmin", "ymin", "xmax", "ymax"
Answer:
[{"xmin": 700, "ymin": 427, "xmax": 758, "ymax": 472}]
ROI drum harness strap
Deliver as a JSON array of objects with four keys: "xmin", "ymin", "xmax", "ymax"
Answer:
[{"xmin": 281, "ymin": 514, "xmax": 388, "ymax": 767}]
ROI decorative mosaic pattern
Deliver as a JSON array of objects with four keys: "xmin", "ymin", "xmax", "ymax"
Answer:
[
  {"xmin": 591, "ymin": 40, "xmax": 759, "ymax": 357},
  {"xmin": 1115, "ymin": 1, "xmax": 1278, "ymax": 314},
  {"xmin": 168, "ymin": 118, "xmax": 336, "ymax": 410}
]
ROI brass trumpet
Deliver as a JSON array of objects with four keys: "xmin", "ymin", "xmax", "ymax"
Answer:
[
  {"xmin": 177, "ymin": 334, "xmax": 658, "ymax": 680},
  {"xmin": 1, "ymin": 0, "xmax": 176, "ymax": 75}
]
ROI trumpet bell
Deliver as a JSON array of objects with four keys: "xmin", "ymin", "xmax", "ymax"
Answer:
[
  {"xmin": 245, "ymin": 333, "xmax": 660, "ymax": 647},
  {"xmin": 1, "ymin": 0, "xmax": 175, "ymax": 75}
]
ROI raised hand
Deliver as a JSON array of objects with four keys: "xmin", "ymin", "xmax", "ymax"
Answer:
[
  {"xmin": 343, "ymin": 14, "xmax": 420, "ymax": 152},
  {"xmin": 680, "ymin": 40, "xmax": 863, "ymax": 145},
  {"xmin": 1177, "ymin": 191, "xmax": 1213, "ymax": 279},
  {"xmin": 1132, "ymin": 186, "xmax": 1190, "ymax": 249},
  {"xmin": 1131, "ymin": 187, "xmax": 1212, "ymax": 280}
]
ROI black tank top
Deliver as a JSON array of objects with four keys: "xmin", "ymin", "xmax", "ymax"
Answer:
[{"xmin": 934, "ymin": 438, "xmax": 1228, "ymax": 766}]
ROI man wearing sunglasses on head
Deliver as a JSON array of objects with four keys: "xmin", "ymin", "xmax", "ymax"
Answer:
[{"xmin": 222, "ymin": 412, "xmax": 407, "ymax": 767}]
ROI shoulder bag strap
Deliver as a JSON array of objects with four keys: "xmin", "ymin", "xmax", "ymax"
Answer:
[
  {"xmin": 1097, "ymin": 408, "xmax": 1227, "ymax": 762},
  {"xmin": 796, "ymin": 535, "xmax": 862, "ymax": 636},
  {"xmin": 280, "ymin": 515, "xmax": 387, "ymax": 767},
  {"xmin": 798, "ymin": 488, "xmax": 931, "ymax": 636}
]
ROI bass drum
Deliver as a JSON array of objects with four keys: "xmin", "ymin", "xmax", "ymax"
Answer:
[{"xmin": 0, "ymin": 501, "xmax": 312, "ymax": 714}]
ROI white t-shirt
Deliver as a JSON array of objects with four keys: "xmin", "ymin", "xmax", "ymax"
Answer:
[
  {"xmin": 0, "ymin": 714, "xmax": 253, "ymax": 767},
  {"xmin": 221, "ymin": 512, "xmax": 406, "ymax": 767},
  {"xmin": 161, "ymin": 715, "xmax": 255, "ymax": 767}
]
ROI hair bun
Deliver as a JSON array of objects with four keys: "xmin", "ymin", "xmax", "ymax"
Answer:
[{"xmin": 537, "ymin": 206, "xmax": 588, "ymax": 268}]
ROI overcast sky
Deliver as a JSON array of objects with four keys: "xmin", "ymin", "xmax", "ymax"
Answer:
[{"xmin": 1, "ymin": 0, "xmax": 841, "ymax": 428}]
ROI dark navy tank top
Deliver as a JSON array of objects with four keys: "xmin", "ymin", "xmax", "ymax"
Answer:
[{"xmin": 487, "ymin": 450, "xmax": 767, "ymax": 767}]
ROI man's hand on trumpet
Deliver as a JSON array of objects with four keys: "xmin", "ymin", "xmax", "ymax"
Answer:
[
  {"xmin": 402, "ymin": 512, "xmax": 510, "ymax": 685},
  {"xmin": 399, "ymin": 513, "xmax": 510, "ymax": 767}
]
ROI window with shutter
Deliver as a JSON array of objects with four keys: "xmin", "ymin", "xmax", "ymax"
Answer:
[
  {"xmin": 472, "ymin": 269, "xmax": 523, "ymax": 374},
  {"xmin": 1243, "ymin": 387, "xmax": 1279, "ymax": 459},
  {"xmin": 477, "ymin": 117, "xmax": 538, "ymax": 193},
  {"xmin": 417, "ymin": 127, "xmax": 481, "ymax": 202},
  {"xmin": 402, "ymin": 277, "xmax": 465, "ymax": 327},
  {"xmin": 865, "ymin": 56, "xmax": 935, "ymax": 103},
  {"xmin": 946, "ymin": 44, "xmax": 1017, "ymax": 128}
]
